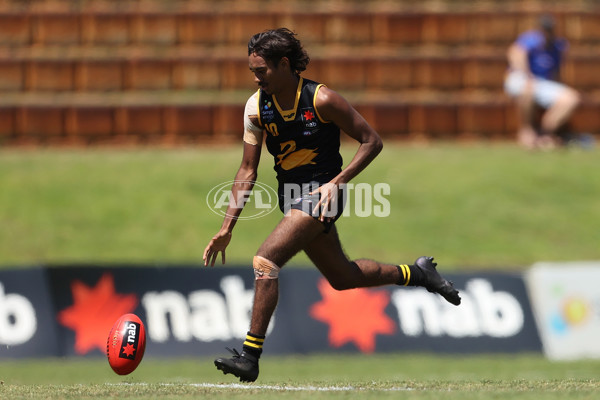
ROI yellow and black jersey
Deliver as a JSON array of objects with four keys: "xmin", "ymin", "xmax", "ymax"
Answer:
[{"xmin": 256, "ymin": 77, "xmax": 343, "ymax": 186}]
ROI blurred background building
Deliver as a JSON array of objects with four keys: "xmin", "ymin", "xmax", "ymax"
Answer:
[{"xmin": 0, "ymin": 0, "xmax": 598, "ymax": 146}]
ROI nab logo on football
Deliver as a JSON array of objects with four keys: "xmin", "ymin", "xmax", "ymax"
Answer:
[
  {"xmin": 119, "ymin": 322, "xmax": 140, "ymax": 360},
  {"xmin": 107, "ymin": 313, "xmax": 146, "ymax": 375}
]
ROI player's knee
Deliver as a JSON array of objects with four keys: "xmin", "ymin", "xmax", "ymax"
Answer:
[
  {"xmin": 569, "ymin": 90, "xmax": 581, "ymax": 108},
  {"xmin": 559, "ymin": 88, "xmax": 580, "ymax": 110},
  {"xmin": 253, "ymin": 255, "xmax": 280, "ymax": 280},
  {"xmin": 318, "ymin": 261, "xmax": 362, "ymax": 290}
]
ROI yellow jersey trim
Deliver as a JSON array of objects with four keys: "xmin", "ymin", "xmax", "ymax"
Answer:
[
  {"xmin": 273, "ymin": 77, "xmax": 303, "ymax": 122},
  {"xmin": 313, "ymin": 84, "xmax": 329, "ymax": 123}
]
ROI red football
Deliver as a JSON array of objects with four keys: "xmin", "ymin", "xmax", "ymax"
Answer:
[{"xmin": 106, "ymin": 313, "xmax": 146, "ymax": 375}]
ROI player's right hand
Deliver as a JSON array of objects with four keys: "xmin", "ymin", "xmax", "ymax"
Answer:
[{"xmin": 203, "ymin": 231, "xmax": 232, "ymax": 266}]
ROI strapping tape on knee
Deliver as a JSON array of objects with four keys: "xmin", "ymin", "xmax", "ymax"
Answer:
[{"xmin": 253, "ymin": 255, "xmax": 280, "ymax": 280}]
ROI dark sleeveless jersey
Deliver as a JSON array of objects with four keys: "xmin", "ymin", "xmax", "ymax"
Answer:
[{"xmin": 256, "ymin": 77, "xmax": 343, "ymax": 185}]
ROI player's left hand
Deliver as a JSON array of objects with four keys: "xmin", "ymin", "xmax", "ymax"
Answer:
[{"xmin": 311, "ymin": 182, "xmax": 341, "ymax": 223}]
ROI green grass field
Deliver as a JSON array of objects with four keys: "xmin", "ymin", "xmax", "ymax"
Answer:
[
  {"xmin": 1, "ymin": 143, "xmax": 599, "ymax": 399},
  {"xmin": 1, "ymin": 354, "xmax": 599, "ymax": 399},
  {"xmin": 0, "ymin": 143, "xmax": 598, "ymax": 269}
]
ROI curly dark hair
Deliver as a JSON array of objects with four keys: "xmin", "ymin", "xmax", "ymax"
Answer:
[{"xmin": 248, "ymin": 28, "xmax": 310, "ymax": 74}]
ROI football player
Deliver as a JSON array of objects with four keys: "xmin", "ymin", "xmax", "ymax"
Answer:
[{"xmin": 203, "ymin": 28, "xmax": 460, "ymax": 382}]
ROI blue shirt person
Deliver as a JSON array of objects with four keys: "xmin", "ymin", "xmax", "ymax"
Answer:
[{"xmin": 504, "ymin": 15, "xmax": 580, "ymax": 149}]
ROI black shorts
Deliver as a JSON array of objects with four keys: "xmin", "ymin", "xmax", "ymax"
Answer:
[{"xmin": 277, "ymin": 179, "xmax": 346, "ymax": 233}]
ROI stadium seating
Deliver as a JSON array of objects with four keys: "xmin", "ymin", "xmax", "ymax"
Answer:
[{"xmin": 0, "ymin": 0, "xmax": 598, "ymax": 145}]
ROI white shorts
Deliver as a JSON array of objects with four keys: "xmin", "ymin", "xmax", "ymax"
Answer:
[{"xmin": 504, "ymin": 70, "xmax": 568, "ymax": 109}]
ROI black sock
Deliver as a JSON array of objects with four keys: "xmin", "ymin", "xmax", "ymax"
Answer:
[
  {"xmin": 242, "ymin": 331, "xmax": 265, "ymax": 359},
  {"xmin": 396, "ymin": 264, "xmax": 426, "ymax": 287}
]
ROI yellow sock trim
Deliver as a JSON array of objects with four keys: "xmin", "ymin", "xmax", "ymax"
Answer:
[
  {"xmin": 243, "ymin": 340, "xmax": 263, "ymax": 349},
  {"xmin": 244, "ymin": 333, "xmax": 265, "ymax": 349},
  {"xmin": 246, "ymin": 334, "xmax": 264, "ymax": 343},
  {"xmin": 400, "ymin": 264, "xmax": 411, "ymax": 286}
]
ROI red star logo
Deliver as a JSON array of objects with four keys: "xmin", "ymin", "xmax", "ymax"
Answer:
[
  {"xmin": 303, "ymin": 110, "xmax": 314, "ymax": 121},
  {"xmin": 309, "ymin": 279, "xmax": 396, "ymax": 353},
  {"xmin": 57, "ymin": 273, "xmax": 138, "ymax": 355},
  {"xmin": 122, "ymin": 343, "xmax": 136, "ymax": 357}
]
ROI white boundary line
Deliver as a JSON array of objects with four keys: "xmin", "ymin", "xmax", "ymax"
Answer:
[
  {"xmin": 194, "ymin": 383, "xmax": 358, "ymax": 391},
  {"xmin": 107, "ymin": 382, "xmax": 414, "ymax": 392}
]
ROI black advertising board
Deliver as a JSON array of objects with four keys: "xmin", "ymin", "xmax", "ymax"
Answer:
[
  {"xmin": 272, "ymin": 270, "xmax": 542, "ymax": 355},
  {"xmin": 46, "ymin": 265, "xmax": 257, "ymax": 358},
  {"xmin": 0, "ymin": 268, "xmax": 60, "ymax": 357},
  {"xmin": 0, "ymin": 266, "xmax": 542, "ymax": 358}
]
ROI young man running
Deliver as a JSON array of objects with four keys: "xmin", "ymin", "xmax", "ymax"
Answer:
[{"xmin": 203, "ymin": 28, "xmax": 461, "ymax": 383}]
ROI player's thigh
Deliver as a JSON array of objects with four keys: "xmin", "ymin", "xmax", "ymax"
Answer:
[
  {"xmin": 303, "ymin": 225, "xmax": 357, "ymax": 282},
  {"xmin": 256, "ymin": 208, "xmax": 324, "ymax": 266},
  {"xmin": 534, "ymin": 79, "xmax": 573, "ymax": 108}
]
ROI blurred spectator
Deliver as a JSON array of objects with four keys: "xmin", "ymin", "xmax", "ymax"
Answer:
[{"xmin": 504, "ymin": 14, "xmax": 580, "ymax": 149}]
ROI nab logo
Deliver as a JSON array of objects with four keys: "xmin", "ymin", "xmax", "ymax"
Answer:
[
  {"xmin": 302, "ymin": 108, "xmax": 317, "ymax": 129},
  {"xmin": 57, "ymin": 273, "xmax": 138, "ymax": 355},
  {"xmin": 119, "ymin": 321, "xmax": 140, "ymax": 360},
  {"xmin": 0, "ymin": 282, "xmax": 37, "ymax": 346}
]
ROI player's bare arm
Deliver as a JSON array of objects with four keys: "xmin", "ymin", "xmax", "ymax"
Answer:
[
  {"xmin": 203, "ymin": 141, "xmax": 262, "ymax": 266},
  {"xmin": 311, "ymin": 86, "xmax": 383, "ymax": 220}
]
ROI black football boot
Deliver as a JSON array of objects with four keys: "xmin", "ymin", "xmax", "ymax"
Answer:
[
  {"xmin": 414, "ymin": 256, "xmax": 461, "ymax": 306},
  {"xmin": 214, "ymin": 348, "xmax": 259, "ymax": 382}
]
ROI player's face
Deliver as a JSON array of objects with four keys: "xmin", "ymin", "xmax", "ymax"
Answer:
[{"xmin": 248, "ymin": 53, "xmax": 285, "ymax": 95}]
